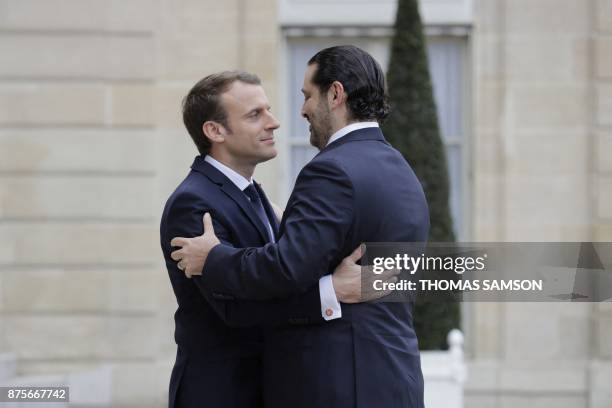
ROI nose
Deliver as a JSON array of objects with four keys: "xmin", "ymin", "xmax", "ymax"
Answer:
[
  {"xmin": 301, "ymin": 103, "xmax": 307, "ymax": 119},
  {"xmin": 266, "ymin": 111, "xmax": 280, "ymax": 130}
]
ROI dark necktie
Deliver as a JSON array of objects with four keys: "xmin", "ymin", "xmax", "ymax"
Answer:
[{"xmin": 243, "ymin": 184, "xmax": 274, "ymax": 243}]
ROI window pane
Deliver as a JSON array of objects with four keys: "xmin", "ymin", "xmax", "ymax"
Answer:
[
  {"xmin": 445, "ymin": 144, "xmax": 463, "ymax": 237},
  {"xmin": 426, "ymin": 38, "xmax": 465, "ymax": 141},
  {"xmin": 289, "ymin": 42, "xmax": 323, "ymax": 141}
]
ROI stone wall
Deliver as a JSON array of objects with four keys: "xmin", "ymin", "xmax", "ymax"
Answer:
[
  {"xmin": 0, "ymin": 0, "xmax": 279, "ymax": 406},
  {"xmin": 468, "ymin": 0, "xmax": 611, "ymax": 407},
  {"xmin": 592, "ymin": 1, "xmax": 612, "ymax": 407},
  {"xmin": 0, "ymin": 0, "xmax": 609, "ymax": 406}
]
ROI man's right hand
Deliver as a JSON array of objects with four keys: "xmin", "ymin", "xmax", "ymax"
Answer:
[{"xmin": 332, "ymin": 245, "xmax": 400, "ymax": 303}]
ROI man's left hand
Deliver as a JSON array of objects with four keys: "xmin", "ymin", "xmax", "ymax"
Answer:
[
  {"xmin": 332, "ymin": 245, "xmax": 400, "ymax": 303},
  {"xmin": 171, "ymin": 213, "xmax": 220, "ymax": 278}
]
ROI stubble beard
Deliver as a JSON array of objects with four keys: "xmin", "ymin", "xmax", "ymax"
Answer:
[{"xmin": 309, "ymin": 101, "xmax": 333, "ymax": 150}]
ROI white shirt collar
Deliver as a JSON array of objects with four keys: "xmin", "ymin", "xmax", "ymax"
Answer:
[
  {"xmin": 204, "ymin": 155, "xmax": 252, "ymax": 191},
  {"xmin": 326, "ymin": 121, "xmax": 379, "ymax": 147}
]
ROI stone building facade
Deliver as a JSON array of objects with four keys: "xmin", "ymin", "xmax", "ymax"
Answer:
[{"xmin": 0, "ymin": 0, "xmax": 610, "ymax": 406}]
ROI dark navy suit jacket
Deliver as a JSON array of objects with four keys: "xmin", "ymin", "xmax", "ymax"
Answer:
[
  {"xmin": 160, "ymin": 157, "xmax": 324, "ymax": 408},
  {"xmin": 204, "ymin": 127, "xmax": 430, "ymax": 408}
]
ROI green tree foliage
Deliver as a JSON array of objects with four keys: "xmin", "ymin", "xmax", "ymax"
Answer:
[{"xmin": 382, "ymin": 0, "xmax": 460, "ymax": 350}]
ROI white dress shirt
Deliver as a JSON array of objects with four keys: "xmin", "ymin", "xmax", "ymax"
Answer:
[
  {"xmin": 205, "ymin": 155, "xmax": 252, "ymax": 190},
  {"xmin": 205, "ymin": 155, "xmax": 275, "ymax": 241},
  {"xmin": 327, "ymin": 121, "xmax": 379, "ymax": 146},
  {"xmin": 204, "ymin": 155, "xmax": 341, "ymax": 320}
]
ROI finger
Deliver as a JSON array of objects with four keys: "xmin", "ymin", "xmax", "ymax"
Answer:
[
  {"xmin": 361, "ymin": 290, "xmax": 385, "ymax": 302},
  {"xmin": 365, "ymin": 274, "xmax": 398, "ymax": 289},
  {"xmin": 363, "ymin": 286, "xmax": 393, "ymax": 301},
  {"xmin": 379, "ymin": 268, "xmax": 401, "ymax": 278},
  {"xmin": 177, "ymin": 261, "xmax": 184, "ymax": 271},
  {"xmin": 170, "ymin": 237, "xmax": 187, "ymax": 248},
  {"xmin": 346, "ymin": 244, "xmax": 363, "ymax": 264},
  {"xmin": 203, "ymin": 213, "xmax": 215, "ymax": 234},
  {"xmin": 170, "ymin": 249, "xmax": 184, "ymax": 261},
  {"xmin": 362, "ymin": 276, "xmax": 399, "ymax": 301},
  {"xmin": 364, "ymin": 265, "xmax": 401, "ymax": 278}
]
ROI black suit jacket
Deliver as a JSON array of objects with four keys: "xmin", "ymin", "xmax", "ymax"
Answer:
[{"xmin": 160, "ymin": 157, "xmax": 323, "ymax": 408}]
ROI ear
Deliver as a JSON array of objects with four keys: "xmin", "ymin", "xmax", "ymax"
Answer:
[
  {"xmin": 202, "ymin": 121, "xmax": 226, "ymax": 144},
  {"xmin": 328, "ymin": 81, "xmax": 347, "ymax": 109}
]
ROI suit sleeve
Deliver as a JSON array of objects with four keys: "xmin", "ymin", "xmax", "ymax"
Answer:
[
  {"xmin": 203, "ymin": 159, "xmax": 355, "ymax": 300},
  {"xmin": 165, "ymin": 194, "xmax": 323, "ymax": 327}
]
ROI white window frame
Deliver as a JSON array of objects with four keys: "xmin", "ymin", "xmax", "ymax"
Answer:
[{"xmin": 278, "ymin": 0, "xmax": 474, "ymax": 27}]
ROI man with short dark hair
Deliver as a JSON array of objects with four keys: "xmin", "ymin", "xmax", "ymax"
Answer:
[
  {"xmin": 161, "ymin": 70, "xmax": 389, "ymax": 408},
  {"xmin": 172, "ymin": 46, "xmax": 430, "ymax": 407},
  {"xmin": 182, "ymin": 71, "xmax": 263, "ymax": 155}
]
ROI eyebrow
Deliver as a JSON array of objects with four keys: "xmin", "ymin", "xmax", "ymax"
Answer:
[{"xmin": 244, "ymin": 105, "xmax": 271, "ymax": 117}]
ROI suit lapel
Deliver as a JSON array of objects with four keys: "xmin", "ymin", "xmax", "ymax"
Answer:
[
  {"xmin": 219, "ymin": 183, "xmax": 271, "ymax": 244},
  {"xmin": 191, "ymin": 157, "xmax": 271, "ymax": 244}
]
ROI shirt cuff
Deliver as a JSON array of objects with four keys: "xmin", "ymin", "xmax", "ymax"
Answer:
[{"xmin": 319, "ymin": 274, "xmax": 342, "ymax": 321}]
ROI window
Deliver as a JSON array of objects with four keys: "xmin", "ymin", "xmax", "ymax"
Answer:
[{"xmin": 282, "ymin": 32, "xmax": 470, "ymax": 239}]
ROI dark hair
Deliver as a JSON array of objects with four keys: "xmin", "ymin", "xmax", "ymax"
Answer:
[
  {"xmin": 308, "ymin": 45, "xmax": 390, "ymax": 122},
  {"xmin": 182, "ymin": 71, "xmax": 261, "ymax": 154}
]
